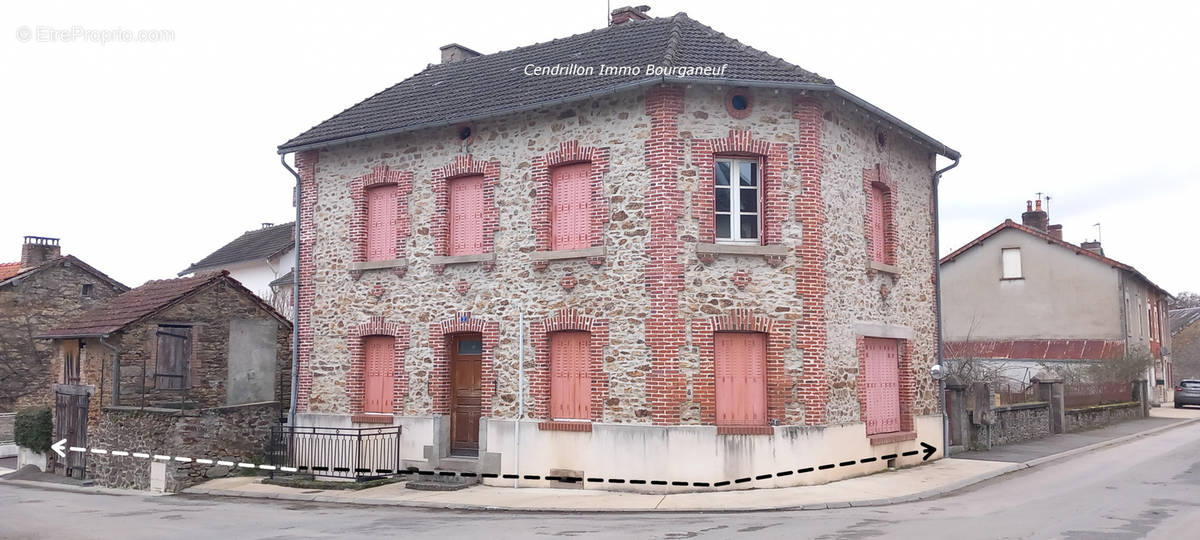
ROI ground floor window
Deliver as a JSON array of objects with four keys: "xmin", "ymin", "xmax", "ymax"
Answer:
[
  {"xmin": 550, "ymin": 331, "xmax": 591, "ymax": 420},
  {"xmin": 363, "ymin": 335, "xmax": 395, "ymax": 414},
  {"xmin": 714, "ymin": 332, "xmax": 767, "ymax": 426}
]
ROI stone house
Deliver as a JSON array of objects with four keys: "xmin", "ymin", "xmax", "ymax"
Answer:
[
  {"xmin": 0, "ymin": 236, "xmax": 128, "ymax": 412},
  {"xmin": 1169, "ymin": 307, "xmax": 1200, "ymax": 381},
  {"xmin": 178, "ymin": 222, "xmax": 296, "ymax": 307},
  {"xmin": 39, "ymin": 271, "xmax": 291, "ymax": 490},
  {"xmin": 941, "ymin": 199, "xmax": 1173, "ymax": 401},
  {"xmin": 279, "ymin": 7, "xmax": 959, "ymax": 490}
]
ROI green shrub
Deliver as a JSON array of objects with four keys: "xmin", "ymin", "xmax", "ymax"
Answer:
[{"xmin": 14, "ymin": 407, "xmax": 52, "ymax": 454}]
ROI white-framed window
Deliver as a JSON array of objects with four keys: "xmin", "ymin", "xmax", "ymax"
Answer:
[
  {"xmin": 1001, "ymin": 248, "xmax": 1022, "ymax": 279},
  {"xmin": 715, "ymin": 158, "xmax": 760, "ymax": 244}
]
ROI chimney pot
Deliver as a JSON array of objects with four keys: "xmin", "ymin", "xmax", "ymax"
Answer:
[
  {"xmin": 261, "ymin": 222, "xmax": 274, "ymax": 229},
  {"xmin": 1026, "ymin": 200, "xmax": 1033, "ymax": 212},
  {"xmin": 439, "ymin": 43, "xmax": 481, "ymax": 64},
  {"xmin": 610, "ymin": 5, "xmax": 652, "ymax": 25},
  {"xmin": 1035, "ymin": 199, "xmax": 1042, "ymax": 211},
  {"xmin": 1021, "ymin": 200, "xmax": 1049, "ymax": 232},
  {"xmin": 20, "ymin": 236, "xmax": 62, "ymax": 268}
]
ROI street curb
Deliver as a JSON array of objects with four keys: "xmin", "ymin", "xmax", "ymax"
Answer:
[
  {"xmin": 0, "ymin": 478, "xmax": 165, "ymax": 497},
  {"xmin": 50, "ymin": 416, "xmax": 1200, "ymax": 513}
]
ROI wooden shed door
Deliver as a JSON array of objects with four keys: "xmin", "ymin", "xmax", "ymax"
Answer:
[
  {"xmin": 366, "ymin": 184, "xmax": 398, "ymax": 261},
  {"xmin": 864, "ymin": 337, "xmax": 901, "ymax": 435},
  {"xmin": 54, "ymin": 388, "xmax": 88, "ymax": 478},
  {"xmin": 363, "ymin": 336, "xmax": 395, "ymax": 414},
  {"xmin": 715, "ymin": 332, "xmax": 767, "ymax": 426},
  {"xmin": 155, "ymin": 326, "xmax": 191, "ymax": 389},
  {"xmin": 450, "ymin": 334, "xmax": 482, "ymax": 456},
  {"xmin": 551, "ymin": 163, "xmax": 591, "ymax": 251},
  {"xmin": 550, "ymin": 331, "xmax": 591, "ymax": 420},
  {"xmin": 448, "ymin": 176, "xmax": 485, "ymax": 256}
]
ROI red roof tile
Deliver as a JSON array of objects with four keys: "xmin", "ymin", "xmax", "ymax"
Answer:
[
  {"xmin": 41, "ymin": 272, "xmax": 227, "ymax": 338},
  {"xmin": 0, "ymin": 262, "xmax": 20, "ymax": 281}
]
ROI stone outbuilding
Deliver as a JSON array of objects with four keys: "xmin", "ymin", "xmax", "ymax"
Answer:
[
  {"xmin": 0, "ymin": 236, "xmax": 128, "ymax": 412},
  {"xmin": 278, "ymin": 7, "xmax": 959, "ymax": 491},
  {"xmin": 39, "ymin": 271, "xmax": 291, "ymax": 490}
]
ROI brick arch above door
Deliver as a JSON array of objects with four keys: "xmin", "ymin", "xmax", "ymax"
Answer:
[{"xmin": 428, "ymin": 312, "xmax": 498, "ymax": 416}]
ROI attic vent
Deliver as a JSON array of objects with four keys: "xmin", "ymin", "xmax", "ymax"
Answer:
[
  {"xmin": 724, "ymin": 88, "xmax": 753, "ymax": 119},
  {"xmin": 458, "ymin": 125, "xmax": 473, "ymax": 141}
]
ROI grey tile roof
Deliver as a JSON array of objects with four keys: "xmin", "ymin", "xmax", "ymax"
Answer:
[
  {"xmin": 179, "ymin": 223, "xmax": 295, "ymax": 276},
  {"xmin": 1170, "ymin": 307, "xmax": 1200, "ymax": 336},
  {"xmin": 279, "ymin": 13, "xmax": 833, "ymax": 153}
]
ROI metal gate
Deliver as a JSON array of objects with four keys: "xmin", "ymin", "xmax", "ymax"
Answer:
[{"xmin": 54, "ymin": 386, "xmax": 90, "ymax": 478}]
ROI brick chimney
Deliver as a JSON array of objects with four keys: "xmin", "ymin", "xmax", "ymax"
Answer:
[
  {"xmin": 1048, "ymin": 224, "xmax": 1063, "ymax": 241},
  {"xmin": 610, "ymin": 5, "xmax": 651, "ymax": 25},
  {"xmin": 439, "ymin": 43, "xmax": 481, "ymax": 64},
  {"xmin": 1081, "ymin": 240, "xmax": 1104, "ymax": 256},
  {"xmin": 1021, "ymin": 199, "xmax": 1049, "ymax": 232},
  {"xmin": 21, "ymin": 236, "xmax": 61, "ymax": 268}
]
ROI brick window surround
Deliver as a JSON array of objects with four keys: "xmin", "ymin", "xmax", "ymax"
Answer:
[
  {"xmin": 855, "ymin": 335, "xmax": 915, "ymax": 443},
  {"xmin": 431, "ymin": 155, "xmax": 500, "ymax": 272},
  {"xmin": 693, "ymin": 130, "xmax": 790, "ymax": 263},
  {"xmin": 347, "ymin": 317, "xmax": 410, "ymax": 423},
  {"xmin": 429, "ymin": 312, "xmax": 498, "ymax": 417},
  {"xmin": 863, "ymin": 163, "xmax": 897, "ymax": 267},
  {"xmin": 530, "ymin": 308, "xmax": 610, "ymax": 431},
  {"xmin": 692, "ymin": 309, "xmax": 790, "ymax": 435},
  {"xmin": 350, "ymin": 164, "xmax": 413, "ymax": 275},
  {"xmin": 530, "ymin": 141, "xmax": 610, "ymax": 269}
]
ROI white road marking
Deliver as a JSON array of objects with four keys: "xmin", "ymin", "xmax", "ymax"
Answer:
[
  {"xmin": 258, "ymin": 465, "xmax": 276, "ymax": 470},
  {"xmin": 280, "ymin": 466, "xmax": 298, "ymax": 472},
  {"xmin": 90, "ymin": 448, "xmax": 107, "ymax": 454},
  {"xmin": 174, "ymin": 457, "xmax": 192, "ymax": 462},
  {"xmin": 237, "ymin": 462, "xmax": 255, "ymax": 469},
  {"xmin": 196, "ymin": 459, "xmax": 213, "ymax": 465},
  {"xmin": 132, "ymin": 453, "xmax": 150, "ymax": 459},
  {"xmin": 111, "ymin": 451, "xmax": 129, "ymax": 457},
  {"xmin": 217, "ymin": 461, "xmax": 235, "ymax": 467},
  {"xmin": 69, "ymin": 447, "xmax": 87, "ymax": 453},
  {"xmin": 153, "ymin": 455, "xmax": 171, "ymax": 461}
]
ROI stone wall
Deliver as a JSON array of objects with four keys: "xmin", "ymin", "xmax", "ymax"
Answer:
[
  {"xmin": 967, "ymin": 402, "xmax": 1050, "ymax": 449},
  {"xmin": 87, "ymin": 403, "xmax": 279, "ymax": 492},
  {"xmin": 1065, "ymin": 402, "xmax": 1143, "ymax": 432},
  {"xmin": 0, "ymin": 260, "xmax": 124, "ymax": 412},
  {"xmin": 298, "ymin": 84, "xmax": 940, "ymax": 429}
]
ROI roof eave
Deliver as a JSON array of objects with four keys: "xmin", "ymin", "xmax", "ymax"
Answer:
[{"xmin": 277, "ymin": 78, "xmax": 959, "ymax": 160}]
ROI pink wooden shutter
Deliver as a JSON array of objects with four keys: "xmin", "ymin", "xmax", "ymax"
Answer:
[
  {"xmin": 863, "ymin": 337, "xmax": 901, "ymax": 434},
  {"xmin": 364, "ymin": 336, "xmax": 395, "ymax": 414},
  {"xmin": 550, "ymin": 331, "xmax": 591, "ymax": 420},
  {"xmin": 715, "ymin": 332, "xmax": 766, "ymax": 426},
  {"xmin": 551, "ymin": 163, "xmax": 592, "ymax": 251},
  {"xmin": 449, "ymin": 176, "xmax": 485, "ymax": 256},
  {"xmin": 366, "ymin": 185, "xmax": 398, "ymax": 261},
  {"xmin": 869, "ymin": 186, "xmax": 886, "ymax": 263}
]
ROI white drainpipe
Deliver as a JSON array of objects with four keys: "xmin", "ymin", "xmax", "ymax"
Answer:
[{"xmin": 514, "ymin": 304, "xmax": 524, "ymax": 488}]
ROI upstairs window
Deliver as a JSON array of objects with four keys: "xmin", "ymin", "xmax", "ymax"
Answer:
[
  {"xmin": 715, "ymin": 158, "xmax": 760, "ymax": 244},
  {"xmin": 448, "ymin": 175, "xmax": 485, "ymax": 256},
  {"xmin": 1001, "ymin": 248, "xmax": 1022, "ymax": 279},
  {"xmin": 550, "ymin": 163, "xmax": 592, "ymax": 251},
  {"xmin": 366, "ymin": 184, "xmax": 398, "ymax": 261},
  {"xmin": 155, "ymin": 325, "xmax": 191, "ymax": 390},
  {"xmin": 81, "ymin": 284, "xmax": 94, "ymax": 297},
  {"xmin": 869, "ymin": 185, "xmax": 888, "ymax": 263}
]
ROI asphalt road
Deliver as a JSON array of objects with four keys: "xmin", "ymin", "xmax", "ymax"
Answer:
[{"xmin": 2, "ymin": 422, "xmax": 1199, "ymax": 540}]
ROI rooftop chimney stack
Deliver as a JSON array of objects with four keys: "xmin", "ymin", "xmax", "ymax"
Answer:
[
  {"xmin": 20, "ymin": 236, "xmax": 61, "ymax": 269},
  {"xmin": 439, "ymin": 43, "xmax": 482, "ymax": 64},
  {"xmin": 610, "ymin": 5, "xmax": 652, "ymax": 25},
  {"xmin": 1021, "ymin": 199, "xmax": 1049, "ymax": 232},
  {"xmin": 1081, "ymin": 240, "xmax": 1104, "ymax": 256},
  {"xmin": 1048, "ymin": 224, "xmax": 1063, "ymax": 241},
  {"xmin": 261, "ymin": 222, "xmax": 274, "ymax": 229}
]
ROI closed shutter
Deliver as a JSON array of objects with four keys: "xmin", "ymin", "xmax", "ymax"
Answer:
[
  {"xmin": 715, "ymin": 332, "xmax": 767, "ymax": 426},
  {"xmin": 863, "ymin": 337, "xmax": 901, "ymax": 435},
  {"xmin": 364, "ymin": 336, "xmax": 395, "ymax": 414},
  {"xmin": 366, "ymin": 185, "xmax": 398, "ymax": 261},
  {"xmin": 551, "ymin": 163, "xmax": 591, "ymax": 251},
  {"xmin": 156, "ymin": 326, "xmax": 191, "ymax": 390},
  {"xmin": 869, "ymin": 186, "xmax": 886, "ymax": 263},
  {"xmin": 550, "ymin": 331, "xmax": 591, "ymax": 420},
  {"xmin": 449, "ymin": 176, "xmax": 485, "ymax": 255}
]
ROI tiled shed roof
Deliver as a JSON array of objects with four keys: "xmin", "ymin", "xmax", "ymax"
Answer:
[
  {"xmin": 0, "ymin": 262, "xmax": 20, "ymax": 281},
  {"xmin": 1170, "ymin": 307, "xmax": 1200, "ymax": 336},
  {"xmin": 179, "ymin": 223, "xmax": 294, "ymax": 276},
  {"xmin": 41, "ymin": 273, "xmax": 227, "ymax": 338},
  {"xmin": 279, "ymin": 13, "xmax": 958, "ymax": 158}
]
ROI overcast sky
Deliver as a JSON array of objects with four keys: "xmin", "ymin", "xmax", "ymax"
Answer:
[{"xmin": 3, "ymin": 1, "xmax": 1196, "ymax": 293}]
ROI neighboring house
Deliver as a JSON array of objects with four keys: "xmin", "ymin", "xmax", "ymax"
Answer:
[
  {"xmin": 279, "ymin": 6, "xmax": 959, "ymax": 490},
  {"xmin": 0, "ymin": 236, "xmax": 127, "ymax": 412},
  {"xmin": 39, "ymin": 271, "xmax": 291, "ymax": 490},
  {"xmin": 178, "ymin": 222, "xmax": 295, "ymax": 304},
  {"xmin": 941, "ymin": 199, "xmax": 1173, "ymax": 402},
  {"xmin": 1169, "ymin": 307, "xmax": 1200, "ymax": 380}
]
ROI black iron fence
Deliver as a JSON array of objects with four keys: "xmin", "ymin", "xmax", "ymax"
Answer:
[{"xmin": 267, "ymin": 425, "xmax": 402, "ymax": 480}]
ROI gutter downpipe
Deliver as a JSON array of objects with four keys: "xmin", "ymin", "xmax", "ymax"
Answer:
[
  {"xmin": 515, "ymin": 304, "xmax": 524, "ymax": 488},
  {"xmin": 933, "ymin": 155, "xmax": 959, "ymax": 457},
  {"xmin": 281, "ymin": 154, "xmax": 302, "ymax": 427},
  {"xmin": 99, "ymin": 335, "xmax": 120, "ymax": 407}
]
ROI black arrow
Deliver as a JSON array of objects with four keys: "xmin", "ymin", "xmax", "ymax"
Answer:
[{"xmin": 920, "ymin": 441, "xmax": 937, "ymax": 461}]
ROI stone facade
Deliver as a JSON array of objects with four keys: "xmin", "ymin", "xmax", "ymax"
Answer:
[
  {"xmin": 294, "ymin": 84, "xmax": 944, "ymax": 490},
  {"xmin": 0, "ymin": 259, "xmax": 125, "ymax": 412},
  {"xmin": 967, "ymin": 403, "xmax": 1051, "ymax": 449},
  {"xmin": 1065, "ymin": 402, "xmax": 1143, "ymax": 433},
  {"xmin": 87, "ymin": 403, "xmax": 279, "ymax": 492}
]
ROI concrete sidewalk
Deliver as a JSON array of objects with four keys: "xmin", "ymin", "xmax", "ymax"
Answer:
[{"xmin": 180, "ymin": 406, "xmax": 1200, "ymax": 512}]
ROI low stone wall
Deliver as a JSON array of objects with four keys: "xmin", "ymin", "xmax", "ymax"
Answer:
[
  {"xmin": 968, "ymin": 402, "xmax": 1050, "ymax": 450},
  {"xmin": 87, "ymin": 402, "xmax": 279, "ymax": 492},
  {"xmin": 1065, "ymin": 402, "xmax": 1143, "ymax": 433}
]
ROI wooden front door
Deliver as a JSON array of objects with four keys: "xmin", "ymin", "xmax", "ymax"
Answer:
[
  {"xmin": 54, "ymin": 387, "xmax": 89, "ymax": 478},
  {"xmin": 450, "ymin": 334, "xmax": 483, "ymax": 456}
]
